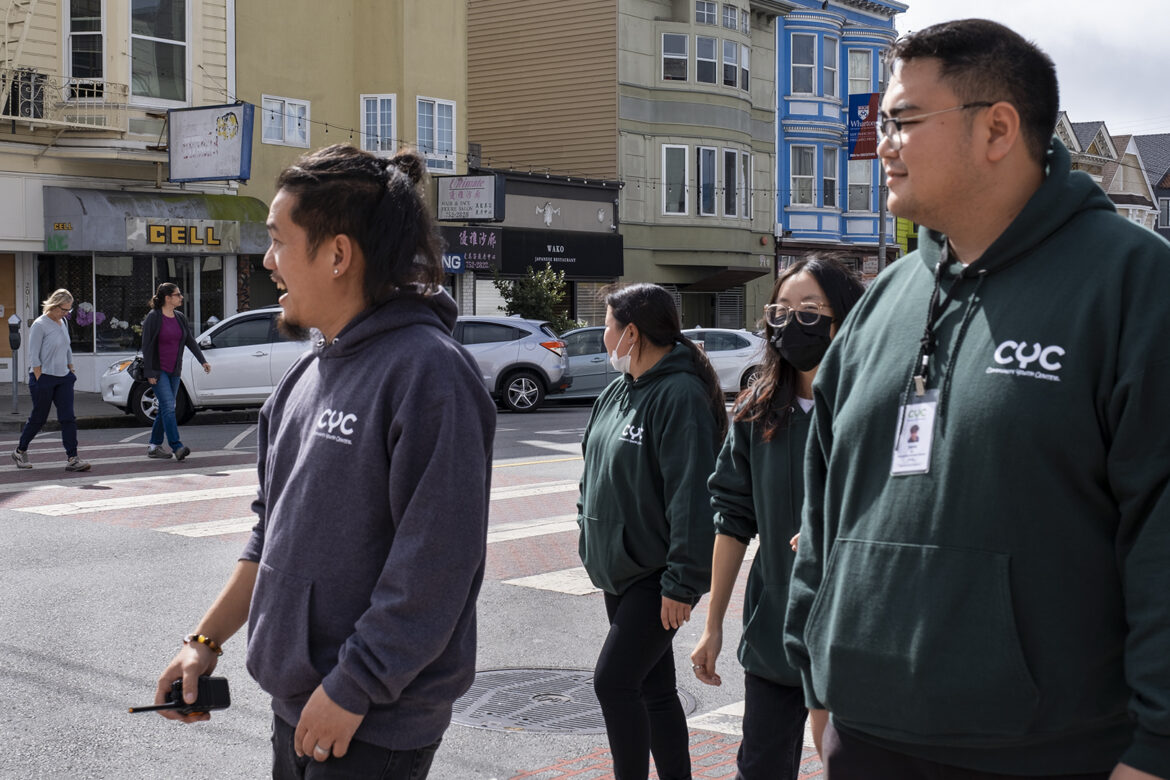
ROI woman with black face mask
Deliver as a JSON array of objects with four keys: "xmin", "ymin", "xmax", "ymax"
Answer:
[{"xmin": 690, "ymin": 254, "xmax": 864, "ymax": 779}]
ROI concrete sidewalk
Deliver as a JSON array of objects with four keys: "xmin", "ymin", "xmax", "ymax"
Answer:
[{"xmin": 0, "ymin": 382, "xmax": 258, "ymax": 432}]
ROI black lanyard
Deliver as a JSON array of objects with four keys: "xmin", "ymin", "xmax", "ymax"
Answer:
[{"xmin": 911, "ymin": 252, "xmax": 963, "ymax": 397}]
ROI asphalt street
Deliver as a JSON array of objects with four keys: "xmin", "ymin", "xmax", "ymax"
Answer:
[{"xmin": 0, "ymin": 403, "xmax": 820, "ymax": 779}]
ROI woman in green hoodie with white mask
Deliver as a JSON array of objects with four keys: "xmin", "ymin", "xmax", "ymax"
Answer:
[
  {"xmin": 690, "ymin": 256, "xmax": 864, "ymax": 779},
  {"xmin": 577, "ymin": 282, "xmax": 727, "ymax": 780}
]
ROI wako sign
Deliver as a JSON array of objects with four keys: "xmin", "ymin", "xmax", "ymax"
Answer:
[{"xmin": 848, "ymin": 93, "xmax": 881, "ymax": 161}]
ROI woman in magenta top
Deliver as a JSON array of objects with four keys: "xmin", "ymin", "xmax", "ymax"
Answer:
[{"xmin": 139, "ymin": 282, "xmax": 210, "ymax": 461}]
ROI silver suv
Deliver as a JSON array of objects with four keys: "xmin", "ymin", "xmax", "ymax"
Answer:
[{"xmin": 454, "ymin": 316, "xmax": 572, "ymax": 412}]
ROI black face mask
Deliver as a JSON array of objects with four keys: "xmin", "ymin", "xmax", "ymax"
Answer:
[{"xmin": 770, "ymin": 316, "xmax": 833, "ymax": 372}]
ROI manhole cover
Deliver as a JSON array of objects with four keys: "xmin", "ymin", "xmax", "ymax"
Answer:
[{"xmin": 452, "ymin": 667, "xmax": 697, "ymax": 734}]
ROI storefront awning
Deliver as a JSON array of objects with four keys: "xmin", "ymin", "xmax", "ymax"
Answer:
[
  {"xmin": 681, "ymin": 266, "xmax": 771, "ymax": 292},
  {"xmin": 43, "ymin": 187, "xmax": 270, "ymax": 255}
]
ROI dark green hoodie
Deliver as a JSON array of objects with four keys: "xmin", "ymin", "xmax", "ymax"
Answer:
[
  {"xmin": 784, "ymin": 139, "xmax": 1170, "ymax": 776},
  {"xmin": 709, "ymin": 409, "xmax": 811, "ymax": 687},
  {"xmin": 578, "ymin": 343, "xmax": 720, "ymax": 601}
]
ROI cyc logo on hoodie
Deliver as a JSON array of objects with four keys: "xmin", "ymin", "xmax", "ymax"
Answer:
[
  {"xmin": 619, "ymin": 424, "xmax": 644, "ymax": 446},
  {"xmin": 986, "ymin": 340, "xmax": 1065, "ymax": 383},
  {"xmin": 315, "ymin": 408, "xmax": 358, "ymax": 445}
]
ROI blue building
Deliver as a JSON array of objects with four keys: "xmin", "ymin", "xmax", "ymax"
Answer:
[{"xmin": 775, "ymin": 0, "xmax": 905, "ymax": 277}]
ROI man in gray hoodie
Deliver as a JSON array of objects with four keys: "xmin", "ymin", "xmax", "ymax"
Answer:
[{"xmin": 153, "ymin": 145, "xmax": 496, "ymax": 779}]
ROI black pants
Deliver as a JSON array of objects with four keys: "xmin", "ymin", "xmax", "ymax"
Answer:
[
  {"xmin": 736, "ymin": 672, "xmax": 807, "ymax": 780},
  {"xmin": 19, "ymin": 372, "xmax": 78, "ymax": 456},
  {"xmin": 271, "ymin": 715, "xmax": 440, "ymax": 780},
  {"xmin": 594, "ymin": 574, "xmax": 694, "ymax": 780},
  {"xmin": 823, "ymin": 721, "xmax": 1111, "ymax": 780}
]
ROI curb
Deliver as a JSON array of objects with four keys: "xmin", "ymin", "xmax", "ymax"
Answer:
[{"xmin": 0, "ymin": 409, "xmax": 260, "ymax": 433}]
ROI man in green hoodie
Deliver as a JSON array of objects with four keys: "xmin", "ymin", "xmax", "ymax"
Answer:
[{"xmin": 783, "ymin": 18, "xmax": 1170, "ymax": 780}]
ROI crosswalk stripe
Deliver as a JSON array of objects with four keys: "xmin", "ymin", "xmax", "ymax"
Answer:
[
  {"xmin": 0, "ymin": 466, "xmax": 255, "ymax": 494},
  {"xmin": 225, "ymin": 425, "xmax": 257, "ymax": 450},
  {"xmin": 487, "ymin": 515, "xmax": 577, "ymax": 544},
  {"xmin": 490, "ymin": 480, "xmax": 578, "ymax": 501},
  {"xmin": 503, "ymin": 567, "xmax": 599, "ymax": 596},
  {"xmin": 156, "ymin": 517, "xmax": 256, "ymax": 537},
  {"xmin": 17, "ymin": 485, "xmax": 257, "ymax": 516},
  {"xmin": 688, "ymin": 701, "xmax": 745, "ymax": 736}
]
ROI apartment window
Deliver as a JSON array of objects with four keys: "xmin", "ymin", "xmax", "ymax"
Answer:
[
  {"xmin": 823, "ymin": 147, "xmax": 838, "ymax": 208},
  {"xmin": 740, "ymin": 152, "xmax": 751, "ymax": 218},
  {"xmin": 418, "ymin": 97, "xmax": 455, "ymax": 171},
  {"xmin": 723, "ymin": 40, "xmax": 739, "ymax": 87},
  {"xmin": 791, "ymin": 146, "xmax": 815, "ymax": 205},
  {"xmin": 724, "ymin": 149, "xmax": 739, "ymax": 216},
  {"xmin": 663, "ymin": 34, "xmax": 688, "ymax": 81},
  {"xmin": 849, "ymin": 159, "xmax": 872, "ymax": 211},
  {"xmin": 360, "ymin": 94, "xmax": 396, "ymax": 155},
  {"xmin": 849, "ymin": 49, "xmax": 871, "ymax": 94},
  {"xmin": 740, "ymin": 9, "xmax": 749, "ymax": 34},
  {"xmin": 696, "ymin": 0, "xmax": 716, "ymax": 24},
  {"xmin": 262, "ymin": 95, "xmax": 309, "ymax": 147},
  {"xmin": 878, "ymin": 49, "xmax": 888, "ymax": 92},
  {"xmin": 696, "ymin": 36, "xmax": 717, "ymax": 84},
  {"xmin": 791, "ymin": 33, "xmax": 815, "ymax": 95},
  {"xmin": 824, "ymin": 37, "xmax": 838, "ymax": 99},
  {"xmin": 1160, "ymin": 198, "xmax": 1170, "ymax": 228},
  {"xmin": 68, "ymin": 0, "xmax": 103, "ymax": 95},
  {"xmin": 698, "ymin": 146, "xmax": 717, "ymax": 216},
  {"xmin": 723, "ymin": 4, "xmax": 738, "ymax": 29},
  {"xmin": 740, "ymin": 45, "xmax": 750, "ymax": 91},
  {"xmin": 130, "ymin": 0, "xmax": 186, "ymax": 103},
  {"xmin": 663, "ymin": 145, "xmax": 689, "ymax": 215}
]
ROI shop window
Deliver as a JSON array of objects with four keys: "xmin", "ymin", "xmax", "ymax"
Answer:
[
  {"xmin": 263, "ymin": 95, "xmax": 309, "ymax": 147},
  {"xmin": 418, "ymin": 96, "xmax": 455, "ymax": 171},
  {"xmin": 130, "ymin": 0, "xmax": 187, "ymax": 104},
  {"xmin": 791, "ymin": 34, "xmax": 815, "ymax": 95},
  {"xmin": 155, "ymin": 255, "xmax": 196, "ymax": 327},
  {"xmin": 696, "ymin": 0, "xmax": 716, "ymax": 24},
  {"xmin": 360, "ymin": 94, "xmax": 396, "ymax": 155},
  {"xmin": 662, "ymin": 145, "xmax": 688, "ymax": 215},
  {"xmin": 242, "ymin": 255, "xmax": 279, "ymax": 309},
  {"xmin": 95, "ymin": 256, "xmax": 152, "ymax": 352},
  {"xmin": 199, "ymin": 256, "xmax": 224, "ymax": 332},
  {"xmin": 696, "ymin": 36, "xmax": 717, "ymax": 84},
  {"xmin": 791, "ymin": 146, "xmax": 815, "ymax": 206},
  {"xmin": 37, "ymin": 254, "xmax": 94, "ymax": 353},
  {"xmin": 662, "ymin": 34, "xmax": 688, "ymax": 81}
]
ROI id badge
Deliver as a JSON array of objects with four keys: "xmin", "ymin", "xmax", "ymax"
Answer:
[{"xmin": 890, "ymin": 389, "xmax": 938, "ymax": 476}]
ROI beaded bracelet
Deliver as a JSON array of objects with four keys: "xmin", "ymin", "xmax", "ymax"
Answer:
[{"xmin": 184, "ymin": 633, "xmax": 224, "ymax": 656}]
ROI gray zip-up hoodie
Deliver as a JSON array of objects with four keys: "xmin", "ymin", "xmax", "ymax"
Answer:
[{"xmin": 240, "ymin": 289, "xmax": 495, "ymax": 751}]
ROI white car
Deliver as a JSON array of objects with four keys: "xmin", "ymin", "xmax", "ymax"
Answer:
[
  {"xmin": 681, "ymin": 327, "xmax": 767, "ymax": 394},
  {"xmin": 100, "ymin": 307, "xmax": 311, "ymax": 425}
]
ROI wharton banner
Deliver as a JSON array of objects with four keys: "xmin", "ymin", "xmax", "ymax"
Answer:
[{"xmin": 848, "ymin": 93, "xmax": 881, "ymax": 161}]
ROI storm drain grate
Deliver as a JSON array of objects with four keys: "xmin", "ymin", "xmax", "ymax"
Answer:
[{"xmin": 452, "ymin": 667, "xmax": 697, "ymax": 734}]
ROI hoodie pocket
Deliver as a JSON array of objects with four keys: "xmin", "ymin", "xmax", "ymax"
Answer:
[
  {"xmin": 805, "ymin": 539, "xmax": 1040, "ymax": 739},
  {"xmin": 246, "ymin": 561, "xmax": 322, "ymax": 701},
  {"xmin": 577, "ymin": 513, "xmax": 647, "ymax": 593}
]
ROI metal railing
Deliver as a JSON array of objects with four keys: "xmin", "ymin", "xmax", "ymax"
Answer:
[{"xmin": 0, "ymin": 67, "xmax": 129, "ymax": 132}]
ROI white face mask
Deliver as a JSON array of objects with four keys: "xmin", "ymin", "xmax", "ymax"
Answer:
[{"xmin": 609, "ymin": 328, "xmax": 635, "ymax": 374}]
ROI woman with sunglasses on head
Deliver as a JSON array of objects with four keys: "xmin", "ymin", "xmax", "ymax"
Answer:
[
  {"xmin": 11, "ymin": 288, "xmax": 91, "ymax": 472},
  {"xmin": 690, "ymin": 255, "xmax": 864, "ymax": 779},
  {"xmin": 577, "ymin": 282, "xmax": 728, "ymax": 780},
  {"xmin": 140, "ymin": 282, "xmax": 211, "ymax": 461}
]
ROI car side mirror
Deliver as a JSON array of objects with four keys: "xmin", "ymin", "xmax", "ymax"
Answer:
[{"xmin": 199, "ymin": 336, "xmax": 213, "ymax": 349}]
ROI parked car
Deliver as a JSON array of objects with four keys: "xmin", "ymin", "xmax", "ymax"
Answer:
[
  {"xmin": 681, "ymin": 327, "xmax": 766, "ymax": 394},
  {"xmin": 558, "ymin": 326, "xmax": 616, "ymax": 400},
  {"xmin": 454, "ymin": 316, "xmax": 571, "ymax": 412},
  {"xmin": 100, "ymin": 307, "xmax": 311, "ymax": 425}
]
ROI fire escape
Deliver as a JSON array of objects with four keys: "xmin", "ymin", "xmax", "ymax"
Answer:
[{"xmin": 1, "ymin": 0, "xmax": 129, "ymax": 133}]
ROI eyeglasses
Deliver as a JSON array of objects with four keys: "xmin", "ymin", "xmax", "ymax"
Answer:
[
  {"xmin": 57, "ymin": 305, "xmax": 73, "ymax": 314},
  {"xmin": 764, "ymin": 302, "xmax": 834, "ymax": 328},
  {"xmin": 877, "ymin": 102, "xmax": 996, "ymax": 151}
]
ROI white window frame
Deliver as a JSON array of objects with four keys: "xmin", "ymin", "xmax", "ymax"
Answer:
[
  {"xmin": 848, "ymin": 159, "xmax": 872, "ymax": 212},
  {"xmin": 262, "ymin": 94, "xmax": 310, "ymax": 148},
  {"xmin": 417, "ymin": 96, "xmax": 456, "ymax": 172},
  {"xmin": 823, "ymin": 147, "xmax": 838, "ymax": 208},
  {"xmin": 697, "ymin": 146, "xmax": 718, "ymax": 216},
  {"xmin": 740, "ymin": 8, "xmax": 749, "ymax": 34},
  {"xmin": 791, "ymin": 33, "xmax": 816, "ymax": 96},
  {"xmin": 65, "ymin": 0, "xmax": 105, "ymax": 97},
  {"xmin": 722, "ymin": 4, "xmax": 738, "ymax": 29},
  {"xmin": 723, "ymin": 40, "xmax": 739, "ymax": 88},
  {"xmin": 696, "ymin": 35, "xmax": 717, "ymax": 84},
  {"xmin": 662, "ymin": 33, "xmax": 688, "ymax": 82},
  {"xmin": 878, "ymin": 49, "xmax": 889, "ymax": 92},
  {"xmin": 723, "ymin": 148, "xmax": 739, "ymax": 216},
  {"xmin": 359, "ymin": 93, "xmax": 397, "ymax": 156},
  {"xmin": 824, "ymin": 37, "xmax": 838, "ymax": 99},
  {"xmin": 740, "ymin": 151, "xmax": 751, "ymax": 218},
  {"xmin": 791, "ymin": 145, "xmax": 815, "ymax": 206},
  {"xmin": 128, "ymin": 0, "xmax": 190, "ymax": 107},
  {"xmin": 696, "ymin": 0, "xmax": 717, "ymax": 25},
  {"xmin": 740, "ymin": 45, "xmax": 750, "ymax": 91},
  {"xmin": 849, "ymin": 48, "xmax": 872, "ymax": 95},
  {"xmin": 1159, "ymin": 198, "xmax": 1170, "ymax": 228},
  {"xmin": 662, "ymin": 144, "xmax": 690, "ymax": 216}
]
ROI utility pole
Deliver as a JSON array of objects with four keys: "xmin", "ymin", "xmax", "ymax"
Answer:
[{"xmin": 877, "ymin": 183, "xmax": 888, "ymax": 271}]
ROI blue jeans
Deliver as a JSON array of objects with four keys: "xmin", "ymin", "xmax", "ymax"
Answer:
[
  {"xmin": 149, "ymin": 372, "xmax": 184, "ymax": 449},
  {"xmin": 271, "ymin": 715, "xmax": 439, "ymax": 779},
  {"xmin": 19, "ymin": 372, "xmax": 78, "ymax": 457}
]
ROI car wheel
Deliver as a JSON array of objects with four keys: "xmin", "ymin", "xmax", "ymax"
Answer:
[
  {"xmin": 129, "ymin": 383, "xmax": 197, "ymax": 426},
  {"xmin": 741, "ymin": 365, "xmax": 763, "ymax": 390},
  {"xmin": 500, "ymin": 371, "xmax": 545, "ymax": 413}
]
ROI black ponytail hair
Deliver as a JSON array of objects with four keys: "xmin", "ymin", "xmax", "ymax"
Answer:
[
  {"xmin": 604, "ymin": 283, "xmax": 728, "ymax": 443},
  {"xmin": 150, "ymin": 282, "xmax": 178, "ymax": 310}
]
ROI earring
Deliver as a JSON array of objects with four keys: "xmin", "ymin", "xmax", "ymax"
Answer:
[{"xmin": 333, "ymin": 268, "xmax": 339, "ymax": 275}]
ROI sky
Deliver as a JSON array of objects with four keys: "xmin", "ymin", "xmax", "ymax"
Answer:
[{"xmin": 894, "ymin": 0, "xmax": 1170, "ymax": 136}]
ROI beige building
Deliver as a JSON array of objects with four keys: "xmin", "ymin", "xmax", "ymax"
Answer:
[
  {"xmin": 234, "ymin": 0, "xmax": 469, "ymax": 308},
  {"xmin": 468, "ymin": 0, "xmax": 788, "ymax": 329}
]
